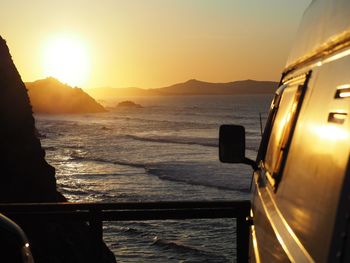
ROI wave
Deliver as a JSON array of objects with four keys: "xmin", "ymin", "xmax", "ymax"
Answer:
[
  {"xmin": 64, "ymin": 145, "xmax": 86, "ymax": 150},
  {"xmin": 58, "ymin": 187, "xmax": 89, "ymax": 196},
  {"xmin": 73, "ymin": 173, "xmax": 126, "ymax": 178},
  {"xmin": 69, "ymin": 154, "xmax": 146, "ymax": 169},
  {"xmin": 107, "ymin": 223, "xmax": 229, "ymax": 261},
  {"xmin": 126, "ymin": 135, "xmax": 218, "ymax": 148},
  {"xmin": 145, "ymin": 167, "xmax": 249, "ymax": 192},
  {"xmin": 113, "ymin": 116, "xmax": 216, "ymax": 129},
  {"xmin": 44, "ymin": 146, "xmax": 57, "ymax": 151},
  {"xmin": 120, "ymin": 226, "xmax": 148, "ymax": 237},
  {"xmin": 107, "ymin": 224, "xmax": 228, "ymax": 260},
  {"xmin": 58, "ymin": 183, "xmax": 118, "ymax": 202},
  {"xmin": 151, "ymin": 237, "xmax": 227, "ymax": 261},
  {"xmin": 68, "ymin": 154, "xmax": 251, "ymax": 192},
  {"xmin": 67, "ymin": 154, "xmax": 252, "ymax": 192}
]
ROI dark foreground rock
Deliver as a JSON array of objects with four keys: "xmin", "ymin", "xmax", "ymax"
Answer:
[{"xmin": 0, "ymin": 36, "xmax": 116, "ymax": 262}]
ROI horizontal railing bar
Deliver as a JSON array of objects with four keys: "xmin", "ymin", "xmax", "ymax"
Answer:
[
  {"xmin": 3, "ymin": 208, "xmax": 246, "ymax": 221},
  {"xmin": 102, "ymin": 209, "xmax": 244, "ymax": 221},
  {"xmin": 0, "ymin": 200, "xmax": 251, "ymax": 213}
]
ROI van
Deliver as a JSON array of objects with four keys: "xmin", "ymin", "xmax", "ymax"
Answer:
[{"xmin": 220, "ymin": 0, "xmax": 350, "ymax": 262}]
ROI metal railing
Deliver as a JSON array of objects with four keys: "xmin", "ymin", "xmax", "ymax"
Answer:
[{"xmin": 0, "ymin": 200, "xmax": 251, "ymax": 262}]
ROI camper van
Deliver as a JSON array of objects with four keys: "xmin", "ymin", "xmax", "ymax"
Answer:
[{"xmin": 220, "ymin": 0, "xmax": 350, "ymax": 262}]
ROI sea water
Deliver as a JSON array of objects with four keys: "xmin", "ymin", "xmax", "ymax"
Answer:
[{"xmin": 35, "ymin": 94, "xmax": 272, "ymax": 262}]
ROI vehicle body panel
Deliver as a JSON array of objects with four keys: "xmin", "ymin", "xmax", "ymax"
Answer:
[{"xmin": 250, "ymin": 1, "xmax": 350, "ymax": 261}]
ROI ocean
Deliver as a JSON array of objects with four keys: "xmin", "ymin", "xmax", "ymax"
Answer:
[{"xmin": 35, "ymin": 94, "xmax": 273, "ymax": 262}]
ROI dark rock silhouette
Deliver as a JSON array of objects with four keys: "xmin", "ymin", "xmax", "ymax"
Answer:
[
  {"xmin": 0, "ymin": 36, "xmax": 115, "ymax": 262},
  {"xmin": 26, "ymin": 77, "xmax": 106, "ymax": 114}
]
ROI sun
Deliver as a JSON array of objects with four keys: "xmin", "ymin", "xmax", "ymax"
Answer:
[{"xmin": 42, "ymin": 36, "xmax": 90, "ymax": 87}]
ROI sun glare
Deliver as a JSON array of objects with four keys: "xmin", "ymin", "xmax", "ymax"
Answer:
[{"xmin": 42, "ymin": 36, "xmax": 90, "ymax": 87}]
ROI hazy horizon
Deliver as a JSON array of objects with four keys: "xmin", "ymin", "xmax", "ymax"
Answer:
[{"xmin": 2, "ymin": 0, "xmax": 311, "ymax": 89}]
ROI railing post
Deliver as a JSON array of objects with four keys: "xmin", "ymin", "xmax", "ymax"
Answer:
[
  {"xmin": 89, "ymin": 208, "xmax": 103, "ymax": 258},
  {"xmin": 237, "ymin": 215, "xmax": 250, "ymax": 263},
  {"xmin": 90, "ymin": 208, "xmax": 103, "ymax": 241}
]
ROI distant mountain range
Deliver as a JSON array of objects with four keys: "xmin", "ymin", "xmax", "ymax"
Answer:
[
  {"xmin": 26, "ymin": 77, "xmax": 106, "ymax": 113},
  {"xmin": 85, "ymin": 79, "xmax": 278, "ymax": 100},
  {"xmin": 24, "ymin": 78, "xmax": 277, "ymax": 114}
]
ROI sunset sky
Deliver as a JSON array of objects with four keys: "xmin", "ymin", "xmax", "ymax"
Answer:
[{"xmin": 1, "ymin": 0, "xmax": 311, "ymax": 88}]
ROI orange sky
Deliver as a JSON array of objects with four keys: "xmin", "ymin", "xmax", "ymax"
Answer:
[{"xmin": 1, "ymin": 0, "xmax": 311, "ymax": 88}]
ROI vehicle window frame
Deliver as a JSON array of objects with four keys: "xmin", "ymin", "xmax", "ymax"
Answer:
[{"xmin": 258, "ymin": 71, "xmax": 312, "ymax": 191}]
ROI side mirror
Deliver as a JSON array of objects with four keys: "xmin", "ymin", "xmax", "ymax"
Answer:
[
  {"xmin": 219, "ymin": 125, "xmax": 245, "ymax": 163},
  {"xmin": 219, "ymin": 125, "xmax": 258, "ymax": 170}
]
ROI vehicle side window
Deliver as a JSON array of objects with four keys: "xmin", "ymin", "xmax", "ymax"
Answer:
[
  {"xmin": 263, "ymin": 72, "xmax": 310, "ymax": 189},
  {"xmin": 265, "ymin": 86, "xmax": 299, "ymax": 174}
]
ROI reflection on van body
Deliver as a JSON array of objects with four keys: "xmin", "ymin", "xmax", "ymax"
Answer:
[{"xmin": 251, "ymin": 0, "xmax": 350, "ymax": 262}]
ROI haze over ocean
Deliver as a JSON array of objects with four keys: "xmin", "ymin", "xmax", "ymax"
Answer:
[{"xmin": 36, "ymin": 94, "xmax": 272, "ymax": 262}]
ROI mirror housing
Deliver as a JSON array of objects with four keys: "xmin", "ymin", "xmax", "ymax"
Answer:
[
  {"xmin": 219, "ymin": 125, "xmax": 258, "ymax": 170},
  {"xmin": 219, "ymin": 125, "xmax": 246, "ymax": 163}
]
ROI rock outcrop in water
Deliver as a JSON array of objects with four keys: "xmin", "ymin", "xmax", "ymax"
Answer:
[
  {"xmin": 0, "ymin": 36, "xmax": 115, "ymax": 262},
  {"xmin": 116, "ymin": 100, "xmax": 143, "ymax": 108}
]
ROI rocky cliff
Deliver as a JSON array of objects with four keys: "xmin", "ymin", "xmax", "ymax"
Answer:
[
  {"xmin": 26, "ymin": 77, "xmax": 106, "ymax": 114},
  {"xmin": 0, "ymin": 36, "xmax": 115, "ymax": 262}
]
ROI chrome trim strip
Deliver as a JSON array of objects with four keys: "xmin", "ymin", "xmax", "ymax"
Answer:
[
  {"xmin": 256, "ymin": 178, "xmax": 315, "ymax": 263},
  {"xmin": 251, "ymin": 224, "xmax": 261, "ymax": 263},
  {"xmin": 284, "ymin": 30, "xmax": 350, "ymax": 75}
]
